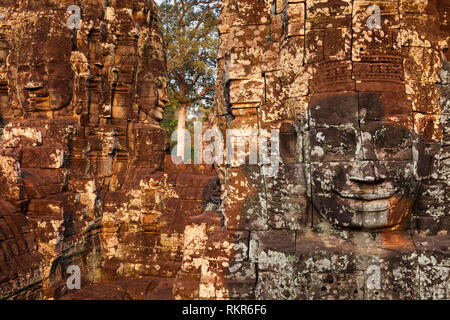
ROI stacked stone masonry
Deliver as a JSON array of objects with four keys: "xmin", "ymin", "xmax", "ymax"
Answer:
[
  {"xmin": 0, "ymin": 0, "xmax": 449, "ymax": 300},
  {"xmin": 0, "ymin": 0, "xmax": 219, "ymax": 299},
  {"xmin": 174, "ymin": 0, "xmax": 450, "ymax": 300}
]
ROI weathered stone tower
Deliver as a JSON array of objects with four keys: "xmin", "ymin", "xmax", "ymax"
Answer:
[
  {"xmin": 173, "ymin": 0, "xmax": 450, "ymax": 299},
  {"xmin": 0, "ymin": 0, "xmax": 219, "ymax": 299},
  {"xmin": 0, "ymin": 0, "xmax": 449, "ymax": 300}
]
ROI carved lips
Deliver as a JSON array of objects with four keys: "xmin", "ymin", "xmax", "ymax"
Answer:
[{"xmin": 335, "ymin": 189, "xmax": 406, "ymax": 229}]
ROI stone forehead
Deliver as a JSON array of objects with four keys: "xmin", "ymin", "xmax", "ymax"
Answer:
[
  {"xmin": 1, "ymin": 3, "xmax": 165, "ymax": 57},
  {"xmin": 13, "ymin": 14, "xmax": 69, "ymax": 36},
  {"xmin": 0, "ymin": 0, "xmax": 157, "ymax": 10},
  {"xmin": 0, "ymin": 0, "xmax": 160, "ymax": 34}
]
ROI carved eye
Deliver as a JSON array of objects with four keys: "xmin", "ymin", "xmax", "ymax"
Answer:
[
  {"xmin": 47, "ymin": 60, "xmax": 71, "ymax": 76},
  {"xmin": 373, "ymin": 126, "xmax": 411, "ymax": 153},
  {"xmin": 280, "ymin": 123, "xmax": 297, "ymax": 163},
  {"xmin": 314, "ymin": 127, "xmax": 357, "ymax": 158},
  {"xmin": 142, "ymin": 73, "xmax": 153, "ymax": 82}
]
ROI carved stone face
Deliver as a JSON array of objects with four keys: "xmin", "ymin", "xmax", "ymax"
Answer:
[
  {"xmin": 307, "ymin": 91, "xmax": 419, "ymax": 230},
  {"xmin": 0, "ymin": 37, "xmax": 8, "ymax": 110},
  {"xmin": 138, "ymin": 76, "xmax": 168, "ymax": 122},
  {"xmin": 14, "ymin": 17, "xmax": 73, "ymax": 112},
  {"xmin": 137, "ymin": 60, "xmax": 168, "ymax": 122},
  {"xmin": 0, "ymin": 38, "xmax": 7, "ymax": 66}
]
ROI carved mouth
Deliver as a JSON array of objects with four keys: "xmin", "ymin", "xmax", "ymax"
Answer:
[
  {"xmin": 351, "ymin": 199, "xmax": 391, "ymax": 212},
  {"xmin": 157, "ymin": 100, "xmax": 166, "ymax": 108},
  {"xmin": 27, "ymin": 92, "xmax": 49, "ymax": 100},
  {"xmin": 334, "ymin": 190, "xmax": 402, "ymax": 213},
  {"xmin": 28, "ymin": 96, "xmax": 49, "ymax": 105},
  {"xmin": 29, "ymin": 96, "xmax": 49, "ymax": 101},
  {"xmin": 335, "ymin": 189, "xmax": 397, "ymax": 201},
  {"xmin": 156, "ymin": 106, "xmax": 165, "ymax": 114}
]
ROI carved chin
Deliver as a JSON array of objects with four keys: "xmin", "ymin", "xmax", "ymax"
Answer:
[
  {"xmin": 151, "ymin": 107, "xmax": 164, "ymax": 121},
  {"xmin": 26, "ymin": 96, "xmax": 50, "ymax": 110},
  {"xmin": 341, "ymin": 194, "xmax": 398, "ymax": 229},
  {"xmin": 355, "ymin": 197, "xmax": 413, "ymax": 230}
]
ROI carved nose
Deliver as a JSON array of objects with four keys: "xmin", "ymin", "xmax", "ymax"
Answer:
[
  {"xmin": 349, "ymin": 161, "xmax": 386, "ymax": 183},
  {"xmin": 360, "ymin": 132, "xmax": 377, "ymax": 160},
  {"xmin": 158, "ymin": 89, "xmax": 168, "ymax": 104}
]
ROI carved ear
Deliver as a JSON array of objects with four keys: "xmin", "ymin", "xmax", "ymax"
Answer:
[{"xmin": 279, "ymin": 122, "xmax": 297, "ymax": 164}]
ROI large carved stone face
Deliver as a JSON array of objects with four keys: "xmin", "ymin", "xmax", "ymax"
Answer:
[
  {"xmin": 0, "ymin": 36, "xmax": 7, "ymax": 113},
  {"xmin": 137, "ymin": 74, "xmax": 168, "ymax": 122},
  {"xmin": 14, "ymin": 17, "xmax": 73, "ymax": 112},
  {"xmin": 0, "ymin": 39, "xmax": 7, "ymax": 66},
  {"xmin": 307, "ymin": 91, "xmax": 419, "ymax": 230},
  {"xmin": 137, "ymin": 58, "xmax": 168, "ymax": 123}
]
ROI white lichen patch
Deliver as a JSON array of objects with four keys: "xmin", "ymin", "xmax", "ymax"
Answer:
[{"xmin": 2, "ymin": 125, "xmax": 42, "ymax": 147}]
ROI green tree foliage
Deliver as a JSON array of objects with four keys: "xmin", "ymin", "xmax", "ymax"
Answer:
[
  {"xmin": 158, "ymin": 0, "xmax": 220, "ymax": 158},
  {"xmin": 160, "ymin": 99, "xmax": 178, "ymax": 134}
]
